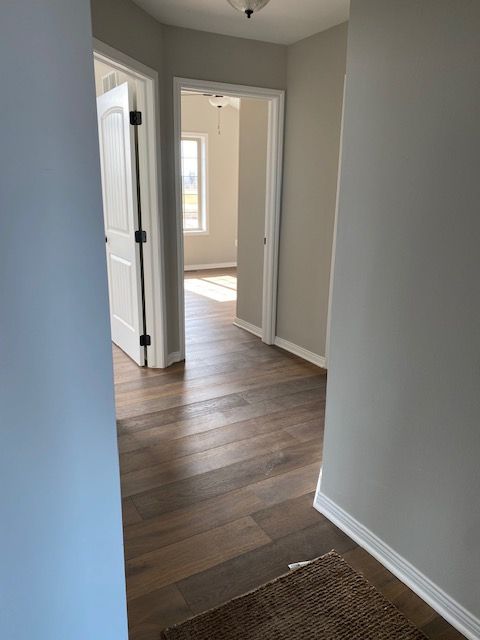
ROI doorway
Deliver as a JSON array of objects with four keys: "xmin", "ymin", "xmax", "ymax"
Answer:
[
  {"xmin": 179, "ymin": 89, "xmax": 240, "ymax": 354},
  {"xmin": 93, "ymin": 42, "xmax": 167, "ymax": 368},
  {"xmin": 173, "ymin": 79, "xmax": 285, "ymax": 362}
]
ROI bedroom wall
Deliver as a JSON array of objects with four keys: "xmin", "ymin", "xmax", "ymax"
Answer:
[
  {"xmin": 236, "ymin": 98, "xmax": 269, "ymax": 330},
  {"xmin": 181, "ymin": 93, "xmax": 240, "ymax": 269}
]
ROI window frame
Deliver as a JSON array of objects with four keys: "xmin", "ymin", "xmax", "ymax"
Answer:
[{"xmin": 181, "ymin": 132, "xmax": 209, "ymax": 235}]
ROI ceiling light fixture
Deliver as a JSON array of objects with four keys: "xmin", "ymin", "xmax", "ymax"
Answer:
[
  {"xmin": 208, "ymin": 96, "xmax": 231, "ymax": 109},
  {"xmin": 208, "ymin": 95, "xmax": 231, "ymax": 135},
  {"xmin": 227, "ymin": 0, "xmax": 271, "ymax": 19}
]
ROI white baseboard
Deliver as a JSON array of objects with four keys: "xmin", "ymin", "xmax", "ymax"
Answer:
[
  {"xmin": 166, "ymin": 351, "xmax": 183, "ymax": 366},
  {"xmin": 184, "ymin": 262, "xmax": 237, "ymax": 272},
  {"xmin": 233, "ymin": 317, "xmax": 262, "ymax": 338},
  {"xmin": 314, "ymin": 491, "xmax": 480, "ymax": 640},
  {"xmin": 274, "ymin": 336, "xmax": 327, "ymax": 369}
]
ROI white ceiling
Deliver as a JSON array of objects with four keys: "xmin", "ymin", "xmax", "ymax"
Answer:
[{"xmin": 131, "ymin": 0, "xmax": 350, "ymax": 45}]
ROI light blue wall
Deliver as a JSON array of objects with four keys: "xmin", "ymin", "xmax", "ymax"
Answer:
[{"xmin": 0, "ymin": 1, "xmax": 128, "ymax": 638}]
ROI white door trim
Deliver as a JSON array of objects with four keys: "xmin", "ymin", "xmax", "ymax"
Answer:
[
  {"xmin": 173, "ymin": 77, "xmax": 285, "ymax": 361},
  {"xmin": 93, "ymin": 39, "xmax": 167, "ymax": 368}
]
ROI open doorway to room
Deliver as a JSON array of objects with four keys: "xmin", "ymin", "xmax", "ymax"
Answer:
[
  {"xmin": 180, "ymin": 90, "xmax": 242, "ymax": 357},
  {"xmin": 175, "ymin": 80, "xmax": 285, "ymax": 361}
]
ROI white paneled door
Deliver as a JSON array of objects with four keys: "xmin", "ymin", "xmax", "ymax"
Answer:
[{"xmin": 97, "ymin": 82, "xmax": 145, "ymax": 365}]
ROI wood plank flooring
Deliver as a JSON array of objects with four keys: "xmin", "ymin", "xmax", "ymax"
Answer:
[{"xmin": 114, "ymin": 268, "xmax": 464, "ymax": 640}]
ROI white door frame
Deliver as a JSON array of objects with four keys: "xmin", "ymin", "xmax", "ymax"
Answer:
[
  {"xmin": 93, "ymin": 39, "xmax": 167, "ymax": 368},
  {"xmin": 173, "ymin": 77, "xmax": 285, "ymax": 360}
]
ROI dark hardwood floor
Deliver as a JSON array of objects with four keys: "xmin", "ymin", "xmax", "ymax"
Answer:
[{"xmin": 114, "ymin": 268, "xmax": 464, "ymax": 640}]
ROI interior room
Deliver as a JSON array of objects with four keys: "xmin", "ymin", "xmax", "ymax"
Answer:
[
  {"xmin": 3, "ymin": 1, "xmax": 480, "ymax": 640},
  {"xmin": 181, "ymin": 92, "xmax": 240, "ymax": 273},
  {"xmin": 181, "ymin": 89, "xmax": 242, "ymax": 356},
  {"xmin": 180, "ymin": 89, "xmax": 272, "ymax": 356}
]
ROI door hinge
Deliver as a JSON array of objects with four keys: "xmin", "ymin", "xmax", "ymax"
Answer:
[
  {"xmin": 264, "ymin": 237, "xmax": 267, "ymax": 245},
  {"xmin": 130, "ymin": 111, "xmax": 142, "ymax": 126},
  {"xmin": 140, "ymin": 334, "xmax": 151, "ymax": 347},
  {"xmin": 135, "ymin": 230, "xmax": 147, "ymax": 243}
]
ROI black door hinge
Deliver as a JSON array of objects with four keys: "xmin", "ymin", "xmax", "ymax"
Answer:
[
  {"xmin": 264, "ymin": 237, "xmax": 267, "ymax": 245},
  {"xmin": 130, "ymin": 111, "xmax": 142, "ymax": 126},
  {"xmin": 135, "ymin": 230, "xmax": 147, "ymax": 243},
  {"xmin": 140, "ymin": 334, "xmax": 151, "ymax": 347}
]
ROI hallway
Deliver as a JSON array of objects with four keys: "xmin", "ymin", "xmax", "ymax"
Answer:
[{"xmin": 113, "ymin": 270, "xmax": 461, "ymax": 640}]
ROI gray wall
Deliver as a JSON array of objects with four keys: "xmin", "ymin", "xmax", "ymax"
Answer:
[
  {"xmin": 320, "ymin": 0, "xmax": 480, "ymax": 621},
  {"xmin": 0, "ymin": 1, "xmax": 128, "ymax": 639},
  {"xmin": 277, "ymin": 23, "xmax": 347, "ymax": 357},
  {"xmin": 237, "ymin": 98, "xmax": 269, "ymax": 328},
  {"xmin": 91, "ymin": 0, "xmax": 163, "ymax": 71},
  {"xmin": 181, "ymin": 94, "xmax": 240, "ymax": 268}
]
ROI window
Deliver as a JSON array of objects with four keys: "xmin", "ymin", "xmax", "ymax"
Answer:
[{"xmin": 181, "ymin": 134, "xmax": 207, "ymax": 233}]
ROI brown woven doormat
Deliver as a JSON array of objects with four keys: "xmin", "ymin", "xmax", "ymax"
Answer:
[{"xmin": 161, "ymin": 551, "xmax": 428, "ymax": 639}]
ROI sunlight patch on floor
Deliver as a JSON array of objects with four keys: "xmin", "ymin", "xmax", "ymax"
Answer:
[
  {"xmin": 184, "ymin": 276, "xmax": 237, "ymax": 302},
  {"xmin": 202, "ymin": 275, "xmax": 237, "ymax": 291}
]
